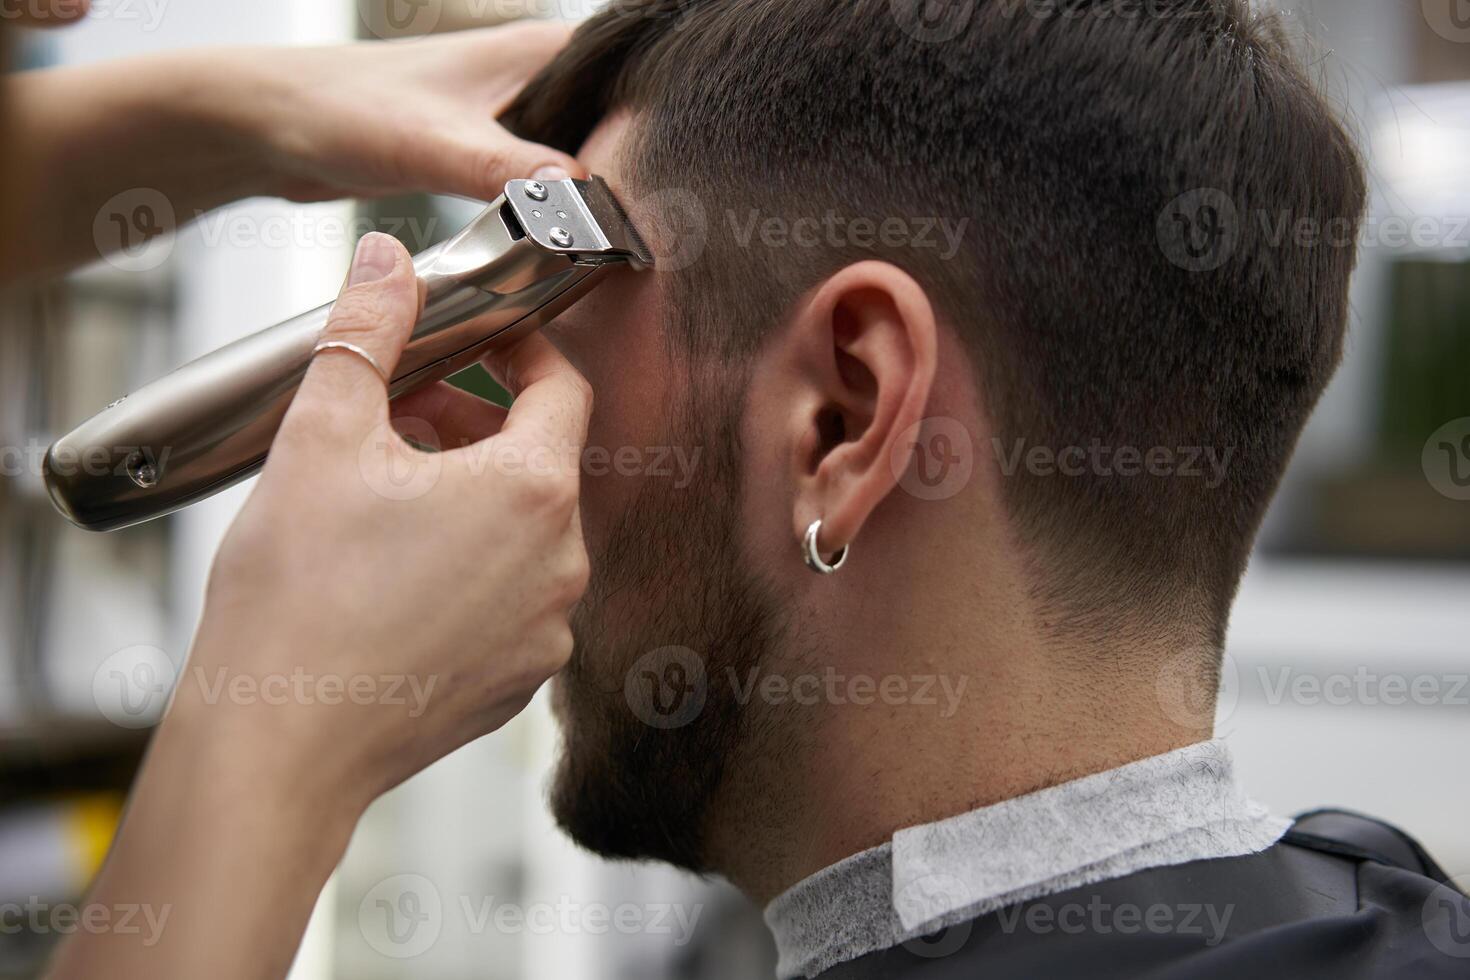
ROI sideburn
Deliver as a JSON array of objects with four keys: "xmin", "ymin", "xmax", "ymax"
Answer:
[{"xmin": 549, "ymin": 372, "xmax": 785, "ymax": 872}]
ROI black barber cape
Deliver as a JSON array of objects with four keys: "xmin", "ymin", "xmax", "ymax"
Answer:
[{"xmin": 818, "ymin": 811, "xmax": 1469, "ymax": 979}]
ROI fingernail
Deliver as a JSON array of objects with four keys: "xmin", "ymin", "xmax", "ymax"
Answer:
[
  {"xmin": 349, "ymin": 233, "xmax": 397, "ymax": 287},
  {"xmin": 533, "ymin": 164, "xmax": 570, "ymax": 182}
]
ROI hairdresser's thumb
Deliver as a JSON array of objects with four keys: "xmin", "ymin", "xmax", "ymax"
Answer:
[{"xmin": 287, "ymin": 233, "xmax": 422, "ymax": 442}]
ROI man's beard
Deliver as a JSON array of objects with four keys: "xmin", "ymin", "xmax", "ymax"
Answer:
[{"xmin": 549, "ymin": 385, "xmax": 784, "ymax": 873}]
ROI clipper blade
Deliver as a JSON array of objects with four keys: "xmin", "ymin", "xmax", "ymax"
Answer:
[
  {"xmin": 506, "ymin": 176, "xmax": 655, "ymax": 271},
  {"xmin": 579, "ymin": 176, "xmax": 656, "ymax": 271}
]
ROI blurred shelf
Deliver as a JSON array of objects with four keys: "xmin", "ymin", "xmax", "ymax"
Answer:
[
  {"xmin": 0, "ymin": 717, "xmax": 149, "ymax": 803},
  {"xmin": 0, "ymin": 716, "xmax": 150, "ymax": 762}
]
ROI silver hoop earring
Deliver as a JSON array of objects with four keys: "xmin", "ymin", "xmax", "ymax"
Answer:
[{"xmin": 803, "ymin": 519, "xmax": 849, "ymax": 575}]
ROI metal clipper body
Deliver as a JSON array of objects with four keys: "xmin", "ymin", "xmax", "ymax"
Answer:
[{"xmin": 44, "ymin": 176, "xmax": 652, "ymax": 532}]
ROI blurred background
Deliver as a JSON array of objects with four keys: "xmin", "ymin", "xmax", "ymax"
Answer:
[{"xmin": 0, "ymin": 1, "xmax": 1466, "ymax": 977}]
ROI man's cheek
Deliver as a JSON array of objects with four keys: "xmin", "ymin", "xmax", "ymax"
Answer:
[
  {"xmin": 579, "ymin": 438, "xmax": 651, "ymax": 520},
  {"xmin": 575, "ymin": 461, "xmax": 616, "ymax": 559},
  {"xmin": 542, "ymin": 315, "xmax": 595, "ymax": 375}
]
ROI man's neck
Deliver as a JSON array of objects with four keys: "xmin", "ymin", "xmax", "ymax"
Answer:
[{"xmin": 704, "ymin": 535, "xmax": 1211, "ymax": 904}]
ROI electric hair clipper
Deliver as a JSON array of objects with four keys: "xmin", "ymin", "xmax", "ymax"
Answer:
[{"xmin": 44, "ymin": 176, "xmax": 653, "ymax": 532}]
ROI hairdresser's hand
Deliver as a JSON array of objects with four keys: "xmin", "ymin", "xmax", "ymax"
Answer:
[
  {"xmin": 47, "ymin": 232, "xmax": 592, "ymax": 980},
  {"xmin": 4, "ymin": 21, "xmax": 581, "ymax": 280},
  {"xmin": 230, "ymin": 22, "xmax": 583, "ymax": 203},
  {"xmin": 179, "ymin": 231, "xmax": 591, "ymax": 803}
]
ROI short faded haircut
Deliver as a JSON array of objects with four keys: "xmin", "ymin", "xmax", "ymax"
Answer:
[{"xmin": 504, "ymin": 0, "xmax": 1367, "ymax": 647}]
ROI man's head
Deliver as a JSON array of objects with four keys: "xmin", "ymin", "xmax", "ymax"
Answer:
[{"xmin": 504, "ymin": 0, "xmax": 1366, "ymax": 889}]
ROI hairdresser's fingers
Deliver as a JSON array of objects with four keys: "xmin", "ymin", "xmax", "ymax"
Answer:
[
  {"xmin": 8, "ymin": 0, "xmax": 91, "ymax": 28},
  {"xmin": 482, "ymin": 334, "xmax": 593, "ymax": 453},
  {"xmin": 390, "ymin": 382, "xmax": 510, "ymax": 449},
  {"xmin": 410, "ymin": 124, "xmax": 585, "ymax": 204},
  {"xmin": 467, "ymin": 19, "xmax": 575, "ymax": 79},
  {"xmin": 285, "ymin": 234, "xmax": 421, "ymax": 443},
  {"xmin": 410, "ymin": 22, "xmax": 585, "ymax": 200},
  {"xmin": 454, "ymin": 20, "xmax": 576, "ymax": 110}
]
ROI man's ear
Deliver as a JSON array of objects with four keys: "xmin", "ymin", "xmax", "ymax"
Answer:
[{"xmin": 783, "ymin": 261, "xmax": 939, "ymax": 561}]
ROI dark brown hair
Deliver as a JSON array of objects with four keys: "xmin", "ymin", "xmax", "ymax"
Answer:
[{"xmin": 505, "ymin": 0, "xmax": 1367, "ymax": 646}]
